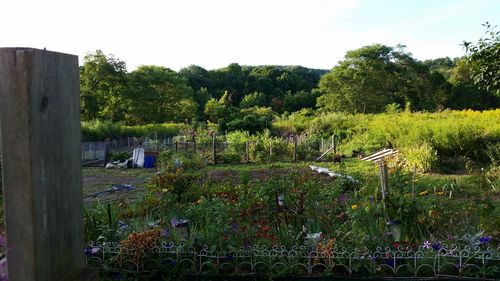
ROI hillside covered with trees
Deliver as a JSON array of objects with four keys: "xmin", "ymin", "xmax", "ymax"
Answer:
[{"xmin": 80, "ymin": 25, "xmax": 499, "ymax": 134}]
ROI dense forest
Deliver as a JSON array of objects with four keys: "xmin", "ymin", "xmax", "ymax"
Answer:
[{"xmin": 80, "ymin": 25, "xmax": 499, "ymax": 134}]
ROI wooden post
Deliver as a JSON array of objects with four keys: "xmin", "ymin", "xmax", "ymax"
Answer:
[
  {"xmin": 0, "ymin": 48, "xmax": 98, "ymax": 281},
  {"xmin": 184, "ymin": 137, "xmax": 188, "ymax": 151},
  {"xmin": 175, "ymin": 141, "xmax": 178, "ymax": 152},
  {"xmin": 412, "ymin": 164, "xmax": 416, "ymax": 198},
  {"xmin": 383, "ymin": 163, "xmax": 389, "ymax": 195},
  {"xmin": 293, "ymin": 136, "xmax": 297, "ymax": 162},
  {"xmin": 333, "ymin": 134, "xmax": 337, "ymax": 156},
  {"xmin": 378, "ymin": 162, "xmax": 386, "ymax": 199},
  {"xmin": 193, "ymin": 137, "xmax": 196, "ymax": 154},
  {"xmin": 245, "ymin": 141, "xmax": 249, "ymax": 163},
  {"xmin": 212, "ymin": 133, "xmax": 217, "ymax": 164},
  {"xmin": 269, "ymin": 140, "xmax": 273, "ymax": 156}
]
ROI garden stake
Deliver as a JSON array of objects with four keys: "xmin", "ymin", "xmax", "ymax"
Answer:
[{"xmin": 412, "ymin": 164, "xmax": 416, "ymax": 198}]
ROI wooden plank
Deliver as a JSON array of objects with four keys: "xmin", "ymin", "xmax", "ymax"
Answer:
[
  {"xmin": 315, "ymin": 145, "xmax": 335, "ymax": 161},
  {"xmin": 360, "ymin": 148, "xmax": 391, "ymax": 161},
  {"xmin": 0, "ymin": 48, "xmax": 84, "ymax": 281}
]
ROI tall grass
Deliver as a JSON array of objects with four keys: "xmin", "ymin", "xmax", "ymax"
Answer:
[
  {"xmin": 274, "ymin": 109, "xmax": 500, "ymax": 162},
  {"xmin": 81, "ymin": 120, "xmax": 186, "ymax": 141}
]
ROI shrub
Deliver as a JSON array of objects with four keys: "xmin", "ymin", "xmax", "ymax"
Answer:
[
  {"xmin": 109, "ymin": 151, "xmax": 130, "ymax": 162},
  {"xmin": 82, "ymin": 120, "xmax": 185, "ymax": 141},
  {"xmin": 400, "ymin": 142, "xmax": 438, "ymax": 173},
  {"xmin": 156, "ymin": 151, "xmax": 206, "ymax": 172}
]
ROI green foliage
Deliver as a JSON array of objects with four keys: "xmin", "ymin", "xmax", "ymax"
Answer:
[
  {"xmin": 109, "ymin": 151, "xmax": 130, "ymax": 162},
  {"xmin": 226, "ymin": 107, "xmax": 274, "ymax": 133},
  {"xmin": 463, "ymin": 22, "xmax": 500, "ymax": 96},
  {"xmin": 156, "ymin": 151, "xmax": 206, "ymax": 172},
  {"xmin": 81, "ymin": 120, "xmax": 185, "ymax": 141},
  {"xmin": 126, "ymin": 65, "xmax": 198, "ymax": 124},
  {"xmin": 400, "ymin": 142, "xmax": 438, "ymax": 173},
  {"xmin": 80, "ymin": 50, "xmax": 128, "ymax": 122},
  {"xmin": 274, "ymin": 109, "xmax": 500, "ymax": 163},
  {"xmin": 239, "ymin": 92, "xmax": 266, "ymax": 108},
  {"xmin": 485, "ymin": 142, "xmax": 500, "ymax": 167}
]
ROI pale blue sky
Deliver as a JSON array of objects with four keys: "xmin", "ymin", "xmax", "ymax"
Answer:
[{"xmin": 1, "ymin": 0, "xmax": 498, "ymax": 71}]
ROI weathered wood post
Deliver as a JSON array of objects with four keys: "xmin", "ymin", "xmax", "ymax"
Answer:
[
  {"xmin": 212, "ymin": 133, "xmax": 217, "ymax": 164},
  {"xmin": 245, "ymin": 141, "xmax": 249, "ymax": 163},
  {"xmin": 293, "ymin": 136, "xmax": 297, "ymax": 162},
  {"xmin": 333, "ymin": 134, "xmax": 337, "ymax": 156},
  {"xmin": 0, "ymin": 48, "xmax": 98, "ymax": 281},
  {"xmin": 378, "ymin": 161, "xmax": 389, "ymax": 199}
]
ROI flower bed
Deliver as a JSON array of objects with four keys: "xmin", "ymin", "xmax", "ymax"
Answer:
[{"xmin": 83, "ymin": 161, "xmax": 499, "ymax": 279}]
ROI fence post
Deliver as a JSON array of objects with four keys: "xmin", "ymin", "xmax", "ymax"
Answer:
[
  {"xmin": 378, "ymin": 161, "xmax": 389, "ymax": 199},
  {"xmin": 245, "ymin": 141, "xmax": 249, "ymax": 163},
  {"xmin": 212, "ymin": 133, "xmax": 217, "ymax": 164},
  {"xmin": 269, "ymin": 140, "xmax": 273, "ymax": 156},
  {"xmin": 0, "ymin": 48, "xmax": 98, "ymax": 281},
  {"xmin": 175, "ymin": 141, "xmax": 178, "ymax": 152},
  {"xmin": 333, "ymin": 134, "xmax": 337, "ymax": 156},
  {"xmin": 293, "ymin": 136, "xmax": 297, "ymax": 162},
  {"xmin": 193, "ymin": 137, "xmax": 196, "ymax": 154}
]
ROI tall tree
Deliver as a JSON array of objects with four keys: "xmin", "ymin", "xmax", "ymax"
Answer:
[
  {"xmin": 80, "ymin": 50, "xmax": 127, "ymax": 121},
  {"xmin": 126, "ymin": 65, "xmax": 197, "ymax": 124},
  {"xmin": 317, "ymin": 44, "xmax": 398, "ymax": 113},
  {"xmin": 317, "ymin": 44, "xmax": 450, "ymax": 113},
  {"xmin": 462, "ymin": 22, "xmax": 500, "ymax": 95}
]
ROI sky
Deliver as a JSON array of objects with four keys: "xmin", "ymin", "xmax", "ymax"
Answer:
[{"xmin": 1, "ymin": 0, "xmax": 499, "ymax": 71}]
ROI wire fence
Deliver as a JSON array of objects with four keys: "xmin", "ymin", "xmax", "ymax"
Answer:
[
  {"xmin": 85, "ymin": 241, "xmax": 500, "ymax": 279},
  {"xmin": 80, "ymin": 133, "xmax": 344, "ymax": 167}
]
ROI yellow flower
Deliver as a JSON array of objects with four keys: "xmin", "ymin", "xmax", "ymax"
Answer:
[
  {"xmin": 161, "ymin": 188, "xmax": 169, "ymax": 193},
  {"xmin": 419, "ymin": 190, "xmax": 428, "ymax": 196},
  {"xmin": 197, "ymin": 198, "xmax": 204, "ymax": 204},
  {"xmin": 435, "ymin": 192, "xmax": 444, "ymax": 195},
  {"xmin": 404, "ymin": 193, "xmax": 412, "ymax": 198},
  {"xmin": 351, "ymin": 204, "xmax": 358, "ymax": 210}
]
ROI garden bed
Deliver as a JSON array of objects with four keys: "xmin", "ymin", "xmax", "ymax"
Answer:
[{"xmin": 82, "ymin": 155, "xmax": 499, "ymax": 280}]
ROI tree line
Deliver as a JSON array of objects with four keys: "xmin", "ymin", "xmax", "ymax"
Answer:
[{"xmin": 80, "ymin": 25, "xmax": 499, "ymax": 133}]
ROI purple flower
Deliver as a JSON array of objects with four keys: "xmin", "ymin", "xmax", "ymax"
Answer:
[
  {"xmin": 226, "ymin": 254, "xmax": 236, "ymax": 261},
  {"xmin": 111, "ymin": 272, "xmax": 121, "ymax": 280},
  {"xmin": 338, "ymin": 193, "xmax": 349, "ymax": 204},
  {"xmin": 84, "ymin": 246, "xmax": 100, "ymax": 256},
  {"xmin": 170, "ymin": 218, "xmax": 179, "ymax": 228},
  {"xmin": 432, "ymin": 243, "xmax": 441, "ymax": 251},
  {"xmin": 231, "ymin": 223, "xmax": 239, "ymax": 232},
  {"xmin": 0, "ymin": 257, "xmax": 7, "ymax": 281},
  {"xmin": 161, "ymin": 229, "xmax": 170, "ymax": 238},
  {"xmin": 384, "ymin": 258, "xmax": 395, "ymax": 267},
  {"xmin": 423, "ymin": 240, "xmax": 431, "ymax": 249},
  {"xmin": 479, "ymin": 236, "xmax": 492, "ymax": 244},
  {"xmin": 118, "ymin": 221, "xmax": 128, "ymax": 231},
  {"xmin": 369, "ymin": 196, "xmax": 374, "ymax": 204},
  {"xmin": 0, "ymin": 234, "xmax": 5, "ymax": 248}
]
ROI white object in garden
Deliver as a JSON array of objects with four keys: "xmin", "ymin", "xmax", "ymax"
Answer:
[
  {"xmin": 309, "ymin": 165, "xmax": 318, "ymax": 171},
  {"xmin": 316, "ymin": 167, "xmax": 330, "ymax": 174},
  {"xmin": 312, "ymin": 165, "xmax": 358, "ymax": 183},
  {"xmin": 277, "ymin": 194, "xmax": 285, "ymax": 206},
  {"xmin": 133, "ymin": 147, "xmax": 145, "ymax": 168}
]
